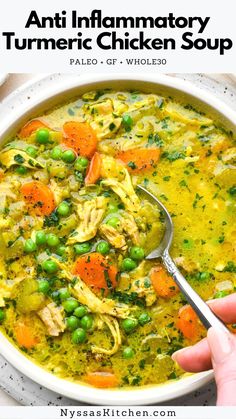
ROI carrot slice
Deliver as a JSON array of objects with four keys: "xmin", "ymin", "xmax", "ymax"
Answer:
[
  {"xmin": 150, "ymin": 266, "xmax": 179, "ymax": 298},
  {"xmin": 177, "ymin": 305, "xmax": 202, "ymax": 341},
  {"xmin": 73, "ymin": 253, "xmax": 118, "ymax": 293},
  {"xmin": 84, "ymin": 372, "xmax": 119, "ymax": 388},
  {"xmin": 15, "ymin": 321, "xmax": 38, "ymax": 349},
  {"xmin": 19, "ymin": 119, "xmax": 48, "ymax": 138},
  {"xmin": 63, "ymin": 121, "xmax": 98, "ymax": 157},
  {"xmin": 117, "ymin": 148, "xmax": 160, "ymax": 173},
  {"xmin": 21, "ymin": 181, "xmax": 56, "ymax": 216},
  {"xmin": 85, "ymin": 152, "xmax": 102, "ymax": 185}
]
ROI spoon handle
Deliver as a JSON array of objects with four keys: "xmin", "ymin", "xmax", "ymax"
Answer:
[{"xmin": 162, "ymin": 250, "xmax": 230, "ymax": 333}]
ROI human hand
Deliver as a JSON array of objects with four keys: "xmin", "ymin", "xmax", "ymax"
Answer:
[{"xmin": 172, "ymin": 294, "xmax": 236, "ymax": 406}]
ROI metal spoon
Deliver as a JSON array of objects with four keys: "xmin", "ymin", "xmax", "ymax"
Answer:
[{"xmin": 138, "ymin": 184, "xmax": 230, "ymax": 333}]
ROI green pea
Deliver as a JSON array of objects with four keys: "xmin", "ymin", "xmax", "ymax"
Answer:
[
  {"xmin": 74, "ymin": 157, "xmax": 89, "ymax": 171},
  {"xmin": 74, "ymin": 306, "xmax": 88, "ymax": 318},
  {"xmin": 59, "ymin": 288, "xmax": 71, "ymax": 301},
  {"xmin": 214, "ymin": 290, "xmax": 229, "ymax": 299},
  {"xmin": 71, "ymin": 328, "xmax": 86, "ymax": 344},
  {"xmin": 0, "ymin": 309, "xmax": 5, "ymax": 323},
  {"xmin": 96, "ymin": 241, "xmax": 110, "ymax": 255},
  {"xmin": 35, "ymin": 231, "xmax": 47, "ymax": 246},
  {"xmin": 80, "ymin": 314, "xmax": 93, "ymax": 330},
  {"xmin": 106, "ymin": 217, "xmax": 120, "ymax": 229},
  {"xmin": 122, "ymin": 115, "xmax": 133, "ymax": 132},
  {"xmin": 46, "ymin": 233, "xmax": 60, "ymax": 247},
  {"xmin": 42, "ymin": 259, "xmax": 58, "ymax": 274},
  {"xmin": 62, "ymin": 149, "xmax": 76, "ymax": 163},
  {"xmin": 138, "ymin": 313, "xmax": 151, "ymax": 326},
  {"xmin": 107, "ymin": 203, "xmax": 119, "ymax": 213},
  {"xmin": 57, "ymin": 201, "xmax": 70, "ymax": 217},
  {"xmin": 74, "ymin": 242, "xmax": 91, "ymax": 255},
  {"xmin": 36, "ymin": 128, "xmax": 50, "ymax": 144},
  {"xmin": 50, "ymin": 146, "xmax": 62, "ymax": 160},
  {"xmin": 122, "ymin": 347, "xmax": 134, "ymax": 359},
  {"xmin": 26, "ymin": 146, "xmax": 38, "ymax": 158},
  {"xmin": 15, "ymin": 166, "xmax": 27, "ymax": 175},
  {"xmin": 63, "ymin": 298, "xmax": 79, "ymax": 313},
  {"xmin": 24, "ymin": 238, "xmax": 37, "ymax": 253},
  {"xmin": 56, "ymin": 245, "xmax": 67, "ymax": 256},
  {"xmin": 121, "ymin": 258, "xmax": 137, "ymax": 271},
  {"xmin": 66, "ymin": 316, "xmax": 80, "ymax": 331},
  {"xmin": 38, "ymin": 280, "xmax": 50, "ymax": 294},
  {"xmin": 129, "ymin": 246, "xmax": 145, "ymax": 261},
  {"xmin": 198, "ymin": 271, "xmax": 210, "ymax": 281},
  {"xmin": 122, "ymin": 318, "xmax": 138, "ymax": 333}
]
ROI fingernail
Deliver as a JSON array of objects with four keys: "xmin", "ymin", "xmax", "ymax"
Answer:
[
  {"xmin": 171, "ymin": 346, "xmax": 192, "ymax": 362},
  {"xmin": 207, "ymin": 327, "xmax": 234, "ymax": 364},
  {"xmin": 206, "ymin": 299, "xmax": 216, "ymax": 304}
]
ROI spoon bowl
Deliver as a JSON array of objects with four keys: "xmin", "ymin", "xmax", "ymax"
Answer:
[{"xmin": 138, "ymin": 184, "xmax": 230, "ymax": 334}]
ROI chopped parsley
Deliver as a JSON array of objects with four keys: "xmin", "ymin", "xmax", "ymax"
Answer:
[
  {"xmin": 218, "ymin": 235, "xmax": 225, "ymax": 244},
  {"xmin": 157, "ymin": 98, "xmax": 164, "ymax": 109},
  {"xmin": 148, "ymin": 133, "xmax": 164, "ymax": 147},
  {"xmin": 193, "ymin": 193, "xmax": 203, "ymax": 208},
  {"xmin": 44, "ymin": 210, "xmax": 59, "ymax": 227},
  {"xmin": 168, "ymin": 372, "xmax": 178, "ymax": 380},
  {"xmin": 127, "ymin": 161, "xmax": 137, "ymax": 170},
  {"xmin": 227, "ymin": 185, "xmax": 236, "ymax": 196},
  {"xmin": 109, "ymin": 122, "xmax": 116, "ymax": 131},
  {"xmin": 162, "ymin": 150, "xmax": 186, "ymax": 162},
  {"xmin": 14, "ymin": 154, "xmax": 25, "ymax": 164},
  {"xmin": 223, "ymin": 261, "xmax": 236, "ymax": 273},
  {"xmin": 111, "ymin": 291, "xmax": 146, "ymax": 307}
]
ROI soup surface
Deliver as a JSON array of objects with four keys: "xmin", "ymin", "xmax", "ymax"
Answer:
[{"xmin": 0, "ymin": 90, "xmax": 235, "ymax": 389}]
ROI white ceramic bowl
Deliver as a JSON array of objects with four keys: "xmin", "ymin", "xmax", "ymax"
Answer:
[
  {"xmin": 0, "ymin": 73, "xmax": 8, "ymax": 87},
  {"xmin": 0, "ymin": 74, "xmax": 235, "ymax": 405}
]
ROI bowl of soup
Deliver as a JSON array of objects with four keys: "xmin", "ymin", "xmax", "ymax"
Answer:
[{"xmin": 0, "ymin": 74, "xmax": 235, "ymax": 405}]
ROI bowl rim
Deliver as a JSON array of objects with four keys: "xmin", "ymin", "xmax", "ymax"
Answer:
[
  {"xmin": 0, "ymin": 73, "xmax": 235, "ymax": 138},
  {"xmin": 0, "ymin": 329, "xmax": 214, "ymax": 405},
  {"xmin": 0, "ymin": 72, "xmax": 234, "ymax": 405}
]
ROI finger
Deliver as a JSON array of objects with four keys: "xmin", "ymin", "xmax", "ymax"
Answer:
[
  {"xmin": 207, "ymin": 294, "xmax": 236, "ymax": 324},
  {"xmin": 172, "ymin": 338, "xmax": 212, "ymax": 372},
  {"xmin": 207, "ymin": 327, "xmax": 236, "ymax": 406}
]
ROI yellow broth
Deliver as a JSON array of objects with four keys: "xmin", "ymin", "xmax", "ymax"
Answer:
[{"xmin": 0, "ymin": 90, "xmax": 235, "ymax": 389}]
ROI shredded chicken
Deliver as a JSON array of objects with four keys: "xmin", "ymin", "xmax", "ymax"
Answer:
[
  {"xmin": 91, "ymin": 116, "xmax": 122, "ymax": 139},
  {"xmin": 49, "ymin": 179, "xmax": 69, "ymax": 205},
  {"xmin": 92, "ymin": 314, "xmax": 122, "ymax": 355},
  {"xmin": 0, "ymin": 149, "xmax": 44, "ymax": 169},
  {"xmin": 221, "ymin": 147, "xmax": 236, "ymax": 163},
  {"xmin": 102, "ymin": 169, "xmax": 140, "ymax": 213},
  {"xmin": 38, "ymin": 302, "xmax": 65, "ymax": 336},
  {"xmin": 121, "ymin": 213, "xmax": 140, "ymax": 245},
  {"xmin": 0, "ymin": 276, "xmax": 25, "ymax": 307},
  {"xmin": 99, "ymin": 223, "xmax": 127, "ymax": 250},
  {"xmin": 54, "ymin": 259, "xmax": 131, "ymax": 319},
  {"xmin": 0, "ymin": 182, "xmax": 17, "ymax": 199},
  {"xmin": 72, "ymin": 281, "xmax": 130, "ymax": 319},
  {"xmin": 85, "ymin": 99, "xmax": 122, "ymax": 138},
  {"xmin": 67, "ymin": 196, "xmax": 107, "ymax": 244}
]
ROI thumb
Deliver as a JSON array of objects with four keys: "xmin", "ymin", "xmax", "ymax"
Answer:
[{"xmin": 207, "ymin": 327, "xmax": 236, "ymax": 406}]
